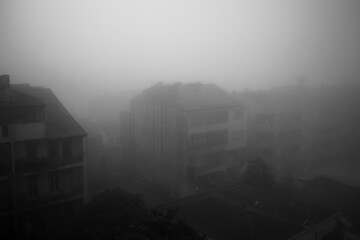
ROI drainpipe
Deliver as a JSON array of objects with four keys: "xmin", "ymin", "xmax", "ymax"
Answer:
[{"xmin": 10, "ymin": 124, "xmax": 19, "ymax": 240}]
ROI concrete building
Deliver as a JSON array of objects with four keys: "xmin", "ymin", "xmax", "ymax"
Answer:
[
  {"xmin": 130, "ymin": 82, "xmax": 246, "ymax": 196},
  {"xmin": 0, "ymin": 75, "xmax": 87, "ymax": 239},
  {"xmin": 236, "ymin": 83, "xmax": 360, "ymax": 185}
]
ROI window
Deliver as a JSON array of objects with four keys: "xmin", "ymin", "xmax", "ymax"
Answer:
[
  {"xmin": 189, "ymin": 110, "xmax": 229, "ymax": 127},
  {"xmin": 256, "ymin": 132, "xmax": 273, "ymax": 141},
  {"xmin": 234, "ymin": 110, "xmax": 244, "ymax": 120},
  {"xmin": 49, "ymin": 141, "xmax": 59, "ymax": 158},
  {"xmin": 27, "ymin": 142, "xmax": 37, "ymax": 159},
  {"xmin": 0, "ymin": 142, "xmax": 11, "ymax": 164},
  {"xmin": 292, "ymin": 129, "xmax": 302, "ymax": 138},
  {"xmin": 29, "ymin": 176, "xmax": 38, "ymax": 196},
  {"xmin": 232, "ymin": 130, "xmax": 244, "ymax": 141},
  {"xmin": 2, "ymin": 124, "xmax": 9, "ymax": 138},
  {"xmin": 293, "ymin": 113, "xmax": 303, "ymax": 121},
  {"xmin": 291, "ymin": 145, "xmax": 301, "ymax": 154},
  {"xmin": 255, "ymin": 114, "xmax": 274, "ymax": 125},
  {"xmin": 50, "ymin": 174, "xmax": 60, "ymax": 192},
  {"xmin": 63, "ymin": 139, "xmax": 72, "ymax": 158},
  {"xmin": 190, "ymin": 129, "xmax": 228, "ymax": 147}
]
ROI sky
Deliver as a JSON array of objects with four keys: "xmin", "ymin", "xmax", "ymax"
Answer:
[{"xmin": 1, "ymin": 0, "xmax": 360, "ymax": 114}]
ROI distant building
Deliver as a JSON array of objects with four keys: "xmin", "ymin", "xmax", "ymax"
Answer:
[
  {"xmin": 82, "ymin": 91, "xmax": 137, "ymax": 197},
  {"xmin": 0, "ymin": 75, "xmax": 87, "ymax": 239},
  {"xmin": 236, "ymin": 83, "xmax": 360, "ymax": 185},
  {"xmin": 130, "ymin": 82, "xmax": 247, "ymax": 196}
]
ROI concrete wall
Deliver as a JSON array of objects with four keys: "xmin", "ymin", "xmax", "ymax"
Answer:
[{"xmin": 132, "ymin": 95, "xmax": 185, "ymax": 185}]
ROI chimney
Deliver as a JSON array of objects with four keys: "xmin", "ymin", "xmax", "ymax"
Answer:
[{"xmin": 0, "ymin": 75, "xmax": 10, "ymax": 90}]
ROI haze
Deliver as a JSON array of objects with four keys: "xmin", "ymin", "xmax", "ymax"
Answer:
[{"xmin": 1, "ymin": 0, "xmax": 360, "ymax": 113}]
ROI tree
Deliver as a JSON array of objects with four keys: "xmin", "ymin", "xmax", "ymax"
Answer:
[
  {"xmin": 65, "ymin": 187, "xmax": 206, "ymax": 240},
  {"xmin": 243, "ymin": 158, "xmax": 274, "ymax": 188}
]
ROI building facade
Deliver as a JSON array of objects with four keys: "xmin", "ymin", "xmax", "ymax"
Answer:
[
  {"xmin": 0, "ymin": 75, "xmax": 87, "ymax": 239},
  {"xmin": 236, "ymin": 83, "xmax": 360, "ymax": 185},
  {"xmin": 131, "ymin": 83, "xmax": 246, "ymax": 196}
]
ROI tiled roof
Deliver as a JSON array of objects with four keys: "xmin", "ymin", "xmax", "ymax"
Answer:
[{"xmin": 12, "ymin": 84, "xmax": 87, "ymax": 139}]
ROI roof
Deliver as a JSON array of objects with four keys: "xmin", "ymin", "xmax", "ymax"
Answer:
[
  {"xmin": 0, "ymin": 88, "xmax": 44, "ymax": 107},
  {"xmin": 134, "ymin": 82, "xmax": 242, "ymax": 111},
  {"xmin": 176, "ymin": 83, "xmax": 239, "ymax": 110},
  {"xmin": 157, "ymin": 184, "xmax": 338, "ymax": 240},
  {"xmin": 159, "ymin": 194, "xmax": 302, "ymax": 240},
  {"xmin": 12, "ymin": 84, "xmax": 87, "ymax": 139},
  {"xmin": 220, "ymin": 185, "xmax": 334, "ymax": 227}
]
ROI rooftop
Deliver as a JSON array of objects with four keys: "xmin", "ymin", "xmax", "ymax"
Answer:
[
  {"xmin": 12, "ymin": 84, "xmax": 86, "ymax": 139},
  {"xmin": 0, "ymin": 82, "xmax": 44, "ymax": 108},
  {"xmin": 133, "ymin": 82, "xmax": 242, "ymax": 111},
  {"xmin": 157, "ymin": 184, "xmax": 338, "ymax": 240}
]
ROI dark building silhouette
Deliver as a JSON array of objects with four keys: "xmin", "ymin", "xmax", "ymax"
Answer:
[{"xmin": 0, "ymin": 75, "xmax": 87, "ymax": 239}]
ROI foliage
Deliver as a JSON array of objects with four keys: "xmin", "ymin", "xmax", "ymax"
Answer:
[
  {"xmin": 65, "ymin": 187, "xmax": 206, "ymax": 240},
  {"xmin": 243, "ymin": 158, "xmax": 274, "ymax": 188}
]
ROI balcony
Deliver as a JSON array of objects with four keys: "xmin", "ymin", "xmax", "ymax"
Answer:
[
  {"xmin": 15, "ymin": 157, "xmax": 83, "ymax": 174},
  {"xmin": 188, "ymin": 144, "xmax": 228, "ymax": 156},
  {"xmin": 188, "ymin": 155, "xmax": 231, "ymax": 178},
  {"xmin": 12, "ymin": 122, "xmax": 45, "ymax": 141},
  {"xmin": 0, "ymin": 199, "xmax": 13, "ymax": 215},
  {"xmin": 189, "ymin": 162, "xmax": 229, "ymax": 178},
  {"xmin": 0, "ymin": 180, "xmax": 13, "ymax": 214},
  {"xmin": 16, "ymin": 187, "xmax": 84, "ymax": 210},
  {"xmin": 0, "ymin": 164, "xmax": 12, "ymax": 176}
]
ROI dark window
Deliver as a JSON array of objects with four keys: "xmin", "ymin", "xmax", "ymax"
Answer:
[
  {"xmin": 234, "ymin": 110, "xmax": 244, "ymax": 120},
  {"xmin": 256, "ymin": 132, "xmax": 273, "ymax": 141},
  {"xmin": 63, "ymin": 139, "xmax": 72, "ymax": 158},
  {"xmin": 255, "ymin": 114, "xmax": 274, "ymax": 125},
  {"xmin": 29, "ymin": 176, "xmax": 38, "ymax": 196},
  {"xmin": 189, "ymin": 110, "xmax": 229, "ymax": 127},
  {"xmin": 2, "ymin": 125, "xmax": 9, "ymax": 138},
  {"xmin": 190, "ymin": 129, "xmax": 228, "ymax": 147},
  {"xmin": 0, "ymin": 142, "xmax": 11, "ymax": 163},
  {"xmin": 50, "ymin": 174, "xmax": 60, "ymax": 192},
  {"xmin": 293, "ymin": 113, "xmax": 303, "ymax": 121},
  {"xmin": 27, "ymin": 142, "xmax": 37, "ymax": 159},
  {"xmin": 232, "ymin": 130, "xmax": 244, "ymax": 141},
  {"xmin": 49, "ymin": 141, "xmax": 59, "ymax": 158}
]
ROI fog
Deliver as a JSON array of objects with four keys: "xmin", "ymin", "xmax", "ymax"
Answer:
[
  {"xmin": 2, "ymin": 1, "xmax": 360, "ymax": 238},
  {"xmin": 1, "ymin": 0, "xmax": 360, "ymax": 114}
]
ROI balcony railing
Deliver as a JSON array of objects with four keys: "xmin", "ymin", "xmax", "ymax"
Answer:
[
  {"xmin": 15, "ymin": 157, "xmax": 83, "ymax": 174},
  {"xmin": 12, "ymin": 122, "xmax": 45, "ymax": 141},
  {"xmin": 0, "ymin": 164, "xmax": 12, "ymax": 176},
  {"xmin": 188, "ymin": 144, "xmax": 228, "ymax": 156},
  {"xmin": 0, "ymin": 198, "xmax": 13, "ymax": 214},
  {"xmin": 189, "ymin": 163, "xmax": 228, "ymax": 178},
  {"xmin": 16, "ymin": 187, "xmax": 84, "ymax": 210}
]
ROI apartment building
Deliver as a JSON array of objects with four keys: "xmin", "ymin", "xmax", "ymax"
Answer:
[
  {"xmin": 236, "ymin": 83, "xmax": 360, "ymax": 185},
  {"xmin": 309, "ymin": 85, "xmax": 360, "ymax": 185},
  {"xmin": 130, "ymin": 83, "xmax": 246, "ymax": 196},
  {"xmin": 236, "ymin": 86, "xmax": 321, "ymax": 179},
  {"xmin": 0, "ymin": 75, "xmax": 86, "ymax": 239}
]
